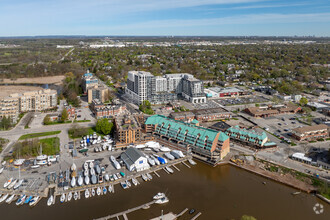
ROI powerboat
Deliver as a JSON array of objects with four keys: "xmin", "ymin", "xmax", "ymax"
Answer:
[
  {"xmin": 7, "ymin": 179, "xmax": 17, "ymax": 189},
  {"xmin": 104, "ymin": 174, "xmax": 110, "ymax": 182},
  {"xmin": 96, "ymin": 187, "xmax": 101, "ymax": 196},
  {"xmin": 98, "ymin": 174, "xmax": 103, "ymax": 183},
  {"xmin": 85, "ymin": 189, "xmax": 90, "ymax": 198},
  {"xmin": 47, "ymin": 195, "xmax": 53, "ymax": 206},
  {"xmin": 91, "ymin": 175, "xmax": 97, "ymax": 184},
  {"xmin": 172, "ymin": 150, "xmax": 184, "ymax": 158},
  {"xmin": 13, "ymin": 159, "xmax": 25, "ymax": 166},
  {"xmin": 91, "ymin": 188, "xmax": 95, "ymax": 197},
  {"xmin": 155, "ymin": 197, "xmax": 169, "ymax": 204},
  {"xmin": 165, "ymin": 167, "xmax": 174, "ymax": 174},
  {"xmin": 0, "ymin": 167, "xmax": 4, "ymax": 174},
  {"xmin": 60, "ymin": 193, "xmax": 65, "ymax": 203},
  {"xmin": 89, "ymin": 161, "xmax": 94, "ymax": 169},
  {"xmin": 188, "ymin": 159, "xmax": 196, "ymax": 165},
  {"xmin": 90, "ymin": 167, "xmax": 95, "ymax": 176},
  {"xmin": 71, "ymin": 176, "xmax": 76, "ymax": 187},
  {"xmin": 160, "ymin": 147, "xmax": 171, "ymax": 152},
  {"xmin": 153, "ymin": 192, "xmax": 165, "ymax": 200},
  {"xmin": 83, "ymin": 162, "xmax": 88, "ymax": 170},
  {"xmin": 71, "ymin": 163, "xmax": 77, "ymax": 171},
  {"xmin": 67, "ymin": 192, "xmax": 72, "ymax": 201},
  {"xmin": 16, "ymin": 194, "xmax": 26, "ymax": 206},
  {"xmin": 147, "ymin": 156, "xmax": 155, "ymax": 166},
  {"xmin": 36, "ymin": 155, "xmax": 47, "ymax": 161},
  {"xmin": 146, "ymin": 173, "xmax": 153, "ymax": 180},
  {"xmin": 37, "ymin": 160, "xmax": 47, "ymax": 166},
  {"xmin": 77, "ymin": 175, "xmax": 83, "ymax": 186},
  {"xmin": 24, "ymin": 195, "xmax": 33, "ymax": 204},
  {"xmin": 13, "ymin": 179, "xmax": 24, "ymax": 190},
  {"xmin": 84, "ymin": 169, "xmax": 89, "ymax": 177},
  {"xmin": 110, "ymin": 156, "xmax": 121, "ymax": 170},
  {"xmin": 150, "ymin": 155, "xmax": 160, "ymax": 165},
  {"xmin": 125, "ymin": 180, "xmax": 131, "ymax": 188},
  {"xmin": 103, "ymin": 186, "xmax": 107, "ymax": 195},
  {"xmin": 85, "ymin": 176, "xmax": 90, "ymax": 185},
  {"xmin": 132, "ymin": 178, "xmax": 138, "ymax": 186},
  {"xmin": 120, "ymin": 182, "xmax": 128, "ymax": 189},
  {"xmin": 164, "ymin": 153, "xmax": 175, "ymax": 160},
  {"xmin": 108, "ymin": 185, "xmax": 113, "ymax": 193},
  {"xmin": 6, "ymin": 194, "xmax": 15, "ymax": 204},
  {"xmin": 29, "ymin": 196, "xmax": 39, "ymax": 206},
  {"xmin": 73, "ymin": 192, "xmax": 79, "ymax": 200},
  {"xmin": 4, "ymin": 177, "xmax": 13, "ymax": 188},
  {"xmin": 113, "ymin": 174, "xmax": 118, "ymax": 180},
  {"xmin": 0, "ymin": 194, "xmax": 9, "ymax": 203},
  {"xmin": 141, "ymin": 174, "xmax": 148, "ymax": 181}
]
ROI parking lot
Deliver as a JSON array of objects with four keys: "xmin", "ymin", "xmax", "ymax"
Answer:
[{"xmin": 213, "ymin": 96, "xmax": 269, "ymax": 106}]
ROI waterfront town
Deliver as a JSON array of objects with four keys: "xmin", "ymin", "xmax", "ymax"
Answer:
[{"xmin": 0, "ymin": 36, "xmax": 329, "ymax": 219}]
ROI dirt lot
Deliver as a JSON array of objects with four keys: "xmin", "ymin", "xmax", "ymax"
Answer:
[
  {"xmin": 0, "ymin": 85, "xmax": 44, "ymax": 97},
  {"xmin": 0, "ymin": 75, "xmax": 65, "ymax": 85}
]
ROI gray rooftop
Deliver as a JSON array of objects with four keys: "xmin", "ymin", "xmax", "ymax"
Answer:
[{"xmin": 120, "ymin": 147, "xmax": 145, "ymax": 166}]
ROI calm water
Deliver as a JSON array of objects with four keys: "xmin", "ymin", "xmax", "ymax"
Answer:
[{"xmin": 1, "ymin": 163, "xmax": 329, "ymax": 220}]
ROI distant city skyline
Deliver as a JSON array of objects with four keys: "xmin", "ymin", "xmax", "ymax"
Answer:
[{"xmin": 1, "ymin": 0, "xmax": 329, "ymax": 37}]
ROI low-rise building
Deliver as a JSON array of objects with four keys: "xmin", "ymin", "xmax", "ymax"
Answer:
[
  {"xmin": 65, "ymin": 105, "xmax": 75, "ymax": 119},
  {"xmin": 225, "ymin": 125, "xmax": 276, "ymax": 148},
  {"xmin": 245, "ymin": 103, "xmax": 301, "ymax": 118},
  {"xmin": 82, "ymin": 71, "xmax": 98, "ymax": 94},
  {"xmin": 207, "ymin": 87, "xmax": 248, "ymax": 98},
  {"xmin": 144, "ymin": 115, "xmax": 230, "ymax": 162},
  {"xmin": 291, "ymin": 124, "xmax": 329, "ymax": 141},
  {"xmin": 169, "ymin": 111, "xmax": 195, "ymax": 122},
  {"xmin": 90, "ymin": 99, "xmax": 126, "ymax": 119},
  {"xmin": 115, "ymin": 115, "xmax": 142, "ymax": 145},
  {"xmin": 169, "ymin": 108, "xmax": 231, "ymax": 123},
  {"xmin": 120, "ymin": 147, "xmax": 150, "ymax": 172}
]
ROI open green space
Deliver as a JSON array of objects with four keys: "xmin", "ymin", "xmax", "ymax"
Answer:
[{"xmin": 19, "ymin": 130, "xmax": 61, "ymax": 140}]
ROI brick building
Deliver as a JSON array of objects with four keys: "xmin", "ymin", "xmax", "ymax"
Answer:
[
  {"xmin": 292, "ymin": 124, "xmax": 329, "ymax": 141},
  {"xmin": 245, "ymin": 103, "xmax": 301, "ymax": 118}
]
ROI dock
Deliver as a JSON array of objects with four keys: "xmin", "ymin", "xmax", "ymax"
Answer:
[
  {"xmin": 163, "ymin": 167, "xmax": 170, "ymax": 174},
  {"xmin": 153, "ymin": 171, "xmax": 160, "ymax": 177},
  {"xmin": 182, "ymin": 161, "xmax": 191, "ymax": 168},
  {"xmin": 191, "ymin": 212, "xmax": 202, "ymax": 220},
  {"xmin": 94, "ymin": 200, "xmax": 157, "ymax": 220},
  {"xmin": 172, "ymin": 165, "xmax": 180, "ymax": 171}
]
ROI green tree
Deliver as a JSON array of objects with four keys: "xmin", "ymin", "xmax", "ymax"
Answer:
[
  {"xmin": 0, "ymin": 116, "xmax": 12, "ymax": 130},
  {"xmin": 61, "ymin": 108, "xmax": 69, "ymax": 122},
  {"xmin": 299, "ymin": 97, "xmax": 308, "ymax": 106},
  {"xmin": 43, "ymin": 115, "xmax": 51, "ymax": 125},
  {"xmin": 95, "ymin": 118, "xmax": 113, "ymax": 135}
]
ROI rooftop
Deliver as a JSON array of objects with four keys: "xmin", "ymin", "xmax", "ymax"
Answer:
[{"xmin": 292, "ymin": 124, "xmax": 328, "ymax": 134}]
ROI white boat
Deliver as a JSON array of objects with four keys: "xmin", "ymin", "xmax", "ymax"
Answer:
[
  {"xmin": 188, "ymin": 159, "xmax": 196, "ymax": 165},
  {"xmin": 37, "ymin": 160, "xmax": 47, "ymax": 165},
  {"xmin": 90, "ymin": 167, "xmax": 95, "ymax": 176},
  {"xmin": 96, "ymin": 187, "xmax": 101, "ymax": 196},
  {"xmin": 103, "ymin": 186, "xmax": 107, "ymax": 195},
  {"xmin": 60, "ymin": 193, "xmax": 65, "ymax": 203},
  {"xmin": 77, "ymin": 175, "xmax": 83, "ymax": 186},
  {"xmin": 132, "ymin": 178, "xmax": 138, "ymax": 186},
  {"xmin": 91, "ymin": 175, "xmax": 97, "ymax": 184},
  {"xmin": 4, "ymin": 177, "xmax": 13, "ymax": 188},
  {"xmin": 71, "ymin": 176, "xmax": 76, "ymax": 187},
  {"xmin": 47, "ymin": 195, "xmax": 53, "ymax": 206},
  {"xmin": 0, "ymin": 194, "xmax": 9, "ymax": 203},
  {"xmin": 104, "ymin": 174, "xmax": 110, "ymax": 182},
  {"xmin": 84, "ymin": 169, "xmax": 89, "ymax": 177},
  {"xmin": 37, "ymin": 155, "xmax": 47, "ymax": 161},
  {"xmin": 14, "ymin": 179, "xmax": 24, "ymax": 190},
  {"xmin": 110, "ymin": 156, "xmax": 121, "ymax": 170},
  {"xmin": 165, "ymin": 167, "xmax": 174, "ymax": 174},
  {"xmin": 164, "ymin": 153, "xmax": 175, "ymax": 160},
  {"xmin": 84, "ymin": 176, "xmax": 90, "ymax": 185},
  {"xmin": 83, "ymin": 162, "xmax": 88, "ymax": 170},
  {"xmin": 108, "ymin": 185, "xmax": 113, "ymax": 193},
  {"xmin": 160, "ymin": 147, "xmax": 171, "ymax": 152},
  {"xmin": 135, "ymin": 144, "xmax": 145, "ymax": 149},
  {"xmin": 95, "ymin": 164, "xmax": 101, "ymax": 175},
  {"xmin": 121, "ymin": 182, "xmax": 128, "ymax": 189},
  {"xmin": 155, "ymin": 196, "xmax": 169, "ymax": 204},
  {"xmin": 89, "ymin": 161, "xmax": 94, "ymax": 169},
  {"xmin": 71, "ymin": 163, "xmax": 77, "ymax": 171},
  {"xmin": 147, "ymin": 157, "xmax": 155, "ymax": 166},
  {"xmin": 141, "ymin": 174, "xmax": 148, "ymax": 181},
  {"xmin": 0, "ymin": 167, "xmax": 4, "ymax": 174},
  {"xmin": 13, "ymin": 159, "xmax": 25, "ymax": 166},
  {"xmin": 126, "ymin": 180, "xmax": 131, "ymax": 188},
  {"xmin": 151, "ymin": 155, "xmax": 160, "ymax": 165},
  {"xmin": 67, "ymin": 192, "xmax": 72, "ymax": 201},
  {"xmin": 31, "ymin": 165, "xmax": 40, "ymax": 169},
  {"xmin": 172, "ymin": 150, "xmax": 184, "ymax": 158},
  {"xmin": 29, "ymin": 196, "xmax": 39, "ymax": 206},
  {"xmin": 113, "ymin": 174, "xmax": 118, "ymax": 180},
  {"xmin": 102, "ymin": 145, "xmax": 107, "ymax": 151},
  {"xmin": 6, "ymin": 194, "xmax": 15, "ymax": 204},
  {"xmin": 153, "ymin": 192, "xmax": 165, "ymax": 200},
  {"xmin": 73, "ymin": 192, "xmax": 79, "ymax": 200},
  {"xmin": 91, "ymin": 188, "xmax": 95, "ymax": 197},
  {"xmin": 85, "ymin": 189, "xmax": 90, "ymax": 198},
  {"xmin": 7, "ymin": 179, "xmax": 17, "ymax": 189},
  {"xmin": 16, "ymin": 194, "xmax": 26, "ymax": 206},
  {"xmin": 146, "ymin": 173, "xmax": 153, "ymax": 180}
]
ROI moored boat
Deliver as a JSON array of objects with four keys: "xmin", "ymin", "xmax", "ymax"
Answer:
[
  {"xmin": 16, "ymin": 194, "xmax": 26, "ymax": 206},
  {"xmin": 188, "ymin": 159, "xmax": 196, "ymax": 165},
  {"xmin": 96, "ymin": 187, "xmax": 101, "ymax": 196},
  {"xmin": 141, "ymin": 174, "xmax": 148, "ymax": 181},
  {"xmin": 71, "ymin": 176, "xmax": 76, "ymax": 187},
  {"xmin": 47, "ymin": 195, "xmax": 53, "ymax": 206},
  {"xmin": 125, "ymin": 180, "xmax": 131, "ymax": 188},
  {"xmin": 103, "ymin": 186, "xmax": 107, "ymax": 195},
  {"xmin": 85, "ymin": 175, "xmax": 90, "ymax": 185},
  {"xmin": 146, "ymin": 173, "xmax": 153, "ymax": 180},
  {"xmin": 67, "ymin": 192, "xmax": 72, "ymax": 201},
  {"xmin": 153, "ymin": 192, "xmax": 165, "ymax": 200},
  {"xmin": 108, "ymin": 185, "xmax": 113, "ymax": 193},
  {"xmin": 91, "ymin": 188, "xmax": 95, "ymax": 197},
  {"xmin": 6, "ymin": 194, "xmax": 16, "ymax": 204},
  {"xmin": 73, "ymin": 192, "xmax": 79, "ymax": 200},
  {"xmin": 85, "ymin": 189, "xmax": 89, "ymax": 198},
  {"xmin": 104, "ymin": 174, "xmax": 110, "ymax": 182},
  {"xmin": 132, "ymin": 178, "xmax": 138, "ymax": 186},
  {"xmin": 24, "ymin": 195, "xmax": 33, "ymax": 204},
  {"xmin": 165, "ymin": 166, "xmax": 174, "ymax": 174},
  {"xmin": 29, "ymin": 196, "xmax": 39, "ymax": 206},
  {"xmin": 120, "ymin": 182, "xmax": 128, "ymax": 189},
  {"xmin": 60, "ymin": 193, "xmax": 65, "ymax": 203},
  {"xmin": 155, "ymin": 196, "xmax": 169, "ymax": 204},
  {"xmin": 4, "ymin": 177, "xmax": 13, "ymax": 188},
  {"xmin": 0, "ymin": 194, "xmax": 9, "ymax": 203}
]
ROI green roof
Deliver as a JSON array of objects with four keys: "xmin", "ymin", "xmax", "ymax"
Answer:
[
  {"xmin": 226, "ymin": 125, "xmax": 267, "ymax": 141},
  {"xmin": 145, "ymin": 115, "xmax": 229, "ymax": 145},
  {"xmin": 191, "ymin": 119, "xmax": 199, "ymax": 124}
]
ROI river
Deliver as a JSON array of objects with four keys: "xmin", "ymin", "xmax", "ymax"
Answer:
[{"xmin": 0, "ymin": 163, "xmax": 329, "ymax": 220}]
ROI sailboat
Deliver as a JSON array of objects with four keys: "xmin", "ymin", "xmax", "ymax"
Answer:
[
  {"xmin": 0, "ymin": 194, "xmax": 9, "ymax": 203},
  {"xmin": 77, "ymin": 175, "xmax": 83, "ymax": 186},
  {"xmin": 60, "ymin": 193, "xmax": 65, "ymax": 203},
  {"xmin": 7, "ymin": 179, "xmax": 17, "ymax": 189},
  {"xmin": 0, "ymin": 167, "xmax": 4, "ymax": 174},
  {"xmin": 73, "ymin": 192, "xmax": 79, "ymax": 200},
  {"xmin": 6, "ymin": 194, "xmax": 16, "ymax": 204},
  {"xmin": 47, "ymin": 195, "xmax": 53, "ymax": 206},
  {"xmin": 85, "ymin": 189, "xmax": 89, "ymax": 198},
  {"xmin": 14, "ymin": 179, "xmax": 24, "ymax": 190},
  {"xmin": 67, "ymin": 192, "xmax": 72, "ymax": 201},
  {"xmin": 4, "ymin": 178, "xmax": 13, "ymax": 188},
  {"xmin": 29, "ymin": 196, "xmax": 40, "ymax": 206},
  {"xmin": 71, "ymin": 176, "xmax": 76, "ymax": 188},
  {"xmin": 84, "ymin": 175, "xmax": 90, "ymax": 185},
  {"xmin": 16, "ymin": 194, "xmax": 26, "ymax": 206},
  {"xmin": 36, "ymin": 144, "xmax": 47, "ymax": 161}
]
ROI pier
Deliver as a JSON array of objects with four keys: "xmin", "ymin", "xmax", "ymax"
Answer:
[{"xmin": 94, "ymin": 200, "xmax": 157, "ymax": 220}]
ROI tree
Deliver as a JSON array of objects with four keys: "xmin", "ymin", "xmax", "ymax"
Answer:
[
  {"xmin": 0, "ymin": 116, "xmax": 12, "ymax": 130},
  {"xmin": 299, "ymin": 97, "xmax": 308, "ymax": 106},
  {"xmin": 95, "ymin": 118, "xmax": 113, "ymax": 135},
  {"xmin": 61, "ymin": 108, "xmax": 68, "ymax": 122},
  {"xmin": 43, "ymin": 115, "xmax": 51, "ymax": 125},
  {"xmin": 302, "ymin": 106, "xmax": 312, "ymax": 114},
  {"xmin": 68, "ymin": 124, "xmax": 89, "ymax": 139}
]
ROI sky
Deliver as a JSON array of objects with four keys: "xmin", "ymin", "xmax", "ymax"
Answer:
[{"xmin": 0, "ymin": 0, "xmax": 329, "ymax": 36}]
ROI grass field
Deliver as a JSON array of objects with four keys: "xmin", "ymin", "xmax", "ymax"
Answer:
[{"xmin": 19, "ymin": 131, "xmax": 61, "ymax": 140}]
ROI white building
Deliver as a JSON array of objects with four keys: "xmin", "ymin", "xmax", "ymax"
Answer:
[{"xmin": 120, "ymin": 148, "xmax": 150, "ymax": 172}]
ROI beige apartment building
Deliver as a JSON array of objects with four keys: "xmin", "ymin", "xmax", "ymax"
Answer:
[
  {"xmin": 87, "ymin": 85, "xmax": 109, "ymax": 103},
  {"xmin": 0, "ymin": 89, "xmax": 57, "ymax": 122}
]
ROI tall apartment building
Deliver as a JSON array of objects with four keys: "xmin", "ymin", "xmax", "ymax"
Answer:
[
  {"xmin": 82, "ymin": 70, "xmax": 98, "ymax": 93},
  {"xmin": 0, "ymin": 89, "xmax": 57, "ymax": 122},
  {"xmin": 126, "ymin": 71, "xmax": 206, "ymax": 105},
  {"xmin": 87, "ymin": 85, "xmax": 109, "ymax": 103}
]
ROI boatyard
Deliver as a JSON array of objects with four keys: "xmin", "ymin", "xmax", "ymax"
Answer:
[{"xmin": 0, "ymin": 137, "xmax": 194, "ymax": 208}]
